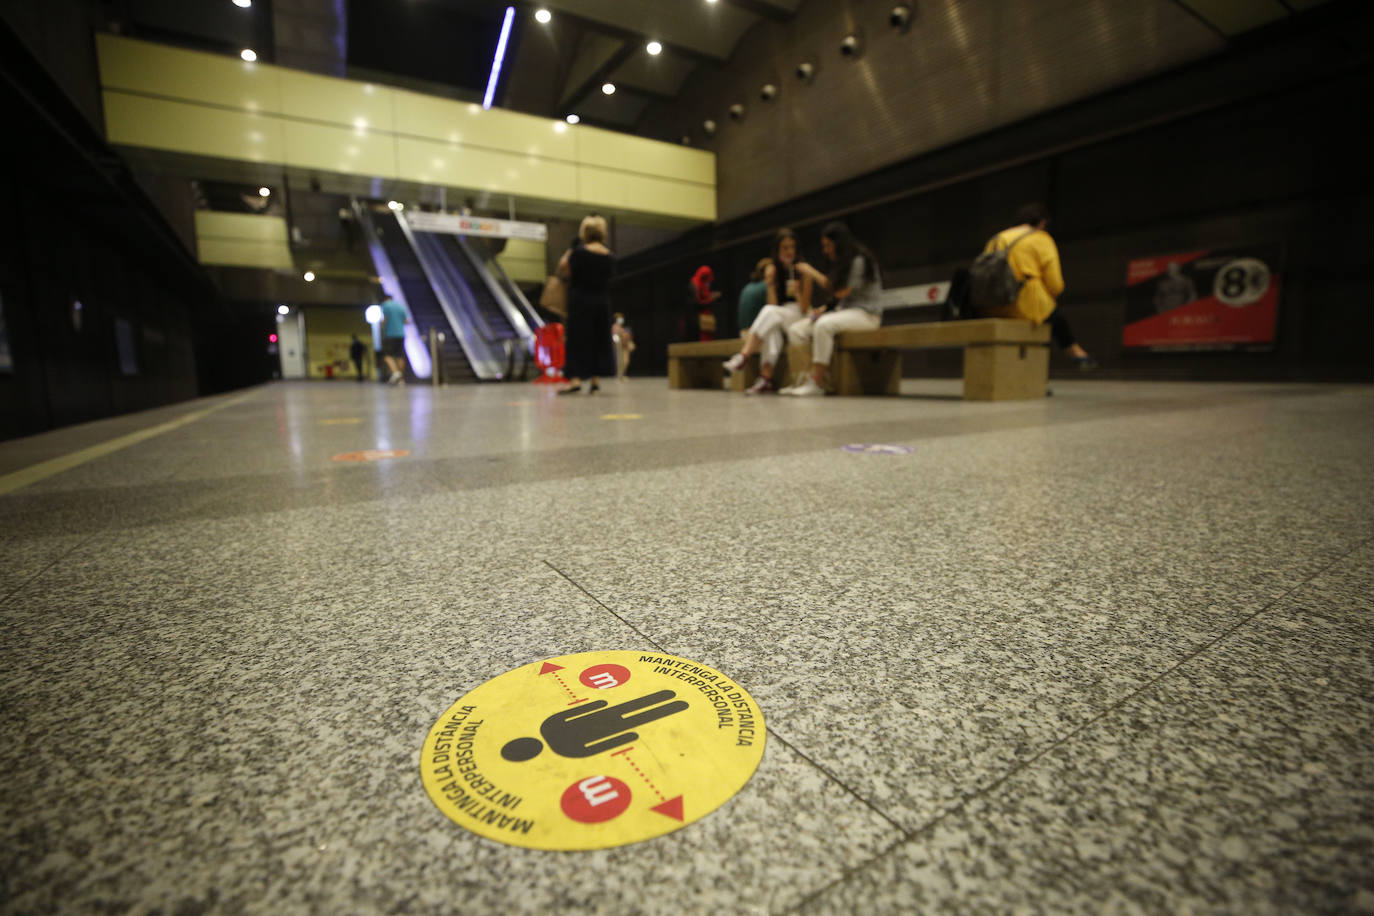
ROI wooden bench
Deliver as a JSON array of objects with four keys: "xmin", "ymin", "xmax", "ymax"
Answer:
[
  {"xmin": 833, "ymin": 319, "xmax": 1050, "ymax": 400},
  {"xmin": 668, "ymin": 318, "xmax": 1049, "ymax": 400}
]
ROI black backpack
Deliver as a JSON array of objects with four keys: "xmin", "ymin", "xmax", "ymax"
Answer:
[
  {"xmin": 966, "ymin": 229, "xmax": 1035, "ymax": 313},
  {"xmin": 943, "ymin": 268, "xmax": 974, "ymax": 321}
]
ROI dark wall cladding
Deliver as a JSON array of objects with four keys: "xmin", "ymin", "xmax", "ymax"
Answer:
[
  {"xmin": 611, "ymin": 11, "xmax": 1374, "ymax": 383},
  {"xmin": 639, "ymin": 0, "xmax": 1224, "ymax": 222},
  {"xmin": 0, "ymin": 10, "xmax": 269, "ymax": 440}
]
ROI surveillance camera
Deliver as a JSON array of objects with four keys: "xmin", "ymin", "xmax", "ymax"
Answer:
[
  {"xmin": 889, "ymin": 4, "xmax": 912, "ymax": 30},
  {"xmin": 728, "ymin": 103, "xmax": 745, "ymax": 121},
  {"xmin": 702, "ymin": 119, "xmax": 717, "ymax": 136},
  {"xmin": 840, "ymin": 35, "xmax": 862, "ymax": 59},
  {"xmin": 796, "ymin": 61, "xmax": 815, "ymax": 82},
  {"xmin": 760, "ymin": 84, "xmax": 778, "ymax": 101}
]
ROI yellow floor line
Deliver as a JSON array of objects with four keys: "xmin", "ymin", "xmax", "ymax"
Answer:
[{"xmin": 0, "ymin": 390, "xmax": 259, "ymax": 497}]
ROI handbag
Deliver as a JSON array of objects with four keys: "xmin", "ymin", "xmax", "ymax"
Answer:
[{"xmin": 539, "ymin": 275, "xmax": 567, "ymax": 316}]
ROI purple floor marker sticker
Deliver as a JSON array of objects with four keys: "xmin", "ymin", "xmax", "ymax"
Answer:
[{"xmin": 840, "ymin": 444, "xmax": 914, "ymax": 455}]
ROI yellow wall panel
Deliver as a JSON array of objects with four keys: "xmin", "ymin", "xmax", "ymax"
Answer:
[
  {"xmin": 576, "ymin": 166, "xmax": 627, "ymax": 210},
  {"xmin": 396, "ymin": 138, "xmax": 578, "ymax": 202},
  {"xmin": 392, "ymin": 90, "xmax": 578, "ymax": 162},
  {"xmin": 495, "ymin": 238, "xmax": 548, "ymax": 284},
  {"xmin": 577, "ymin": 127, "xmax": 715, "ymax": 184},
  {"xmin": 279, "ymin": 69, "xmax": 395, "ymax": 131},
  {"xmin": 195, "ymin": 211, "xmax": 289, "ymax": 243},
  {"xmin": 623, "ymin": 173, "xmax": 716, "ymax": 221},
  {"xmin": 496, "ymin": 256, "xmax": 547, "ymax": 284},
  {"xmin": 98, "ymin": 35, "xmax": 715, "ymax": 225},
  {"xmin": 197, "ymin": 238, "xmax": 295, "ymax": 270},
  {"xmin": 501, "ymin": 239, "xmax": 547, "ymax": 261},
  {"xmin": 578, "ymin": 168, "xmax": 715, "ymax": 221},
  {"xmin": 103, "ymin": 91, "xmax": 284, "ymax": 162},
  {"xmin": 303, "ymin": 308, "xmax": 372, "ymax": 379},
  {"xmin": 97, "ymin": 34, "xmax": 281, "ymax": 113},
  {"xmin": 283, "ymin": 120, "xmax": 397, "ymax": 178}
]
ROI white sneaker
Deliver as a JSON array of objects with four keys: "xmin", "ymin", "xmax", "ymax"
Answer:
[
  {"xmin": 787, "ymin": 376, "xmax": 826, "ymax": 397},
  {"xmin": 389, "ymin": 371, "xmax": 402, "ymax": 385},
  {"xmin": 722, "ymin": 353, "xmax": 747, "ymax": 373}
]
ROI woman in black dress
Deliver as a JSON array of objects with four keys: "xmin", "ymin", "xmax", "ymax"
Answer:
[{"xmin": 557, "ymin": 215, "xmax": 617, "ymax": 394}]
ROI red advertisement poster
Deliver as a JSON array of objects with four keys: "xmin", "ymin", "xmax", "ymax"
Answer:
[{"xmin": 1122, "ymin": 247, "xmax": 1281, "ymax": 351}]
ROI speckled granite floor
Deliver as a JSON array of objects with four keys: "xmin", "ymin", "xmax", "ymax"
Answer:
[{"xmin": 1, "ymin": 378, "xmax": 1371, "ymax": 914}]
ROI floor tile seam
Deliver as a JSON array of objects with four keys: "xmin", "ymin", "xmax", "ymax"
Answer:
[
  {"xmin": 782, "ymin": 532, "xmax": 1374, "ymax": 914},
  {"xmin": 0, "ymin": 534, "xmax": 103, "ymax": 605},
  {"xmin": 541, "ymin": 559, "xmax": 914, "ymax": 843}
]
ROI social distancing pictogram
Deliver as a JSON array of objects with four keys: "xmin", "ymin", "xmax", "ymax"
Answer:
[{"xmin": 420, "ymin": 650, "xmax": 765, "ymax": 850}]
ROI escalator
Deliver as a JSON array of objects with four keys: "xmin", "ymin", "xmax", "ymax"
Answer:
[
  {"xmin": 458, "ymin": 236, "xmax": 545, "ymax": 337},
  {"xmin": 437, "ymin": 234, "xmax": 520, "ymax": 346},
  {"xmin": 366, "ymin": 209, "xmax": 477, "ymax": 384},
  {"xmin": 356, "ymin": 200, "xmax": 542, "ymax": 383}
]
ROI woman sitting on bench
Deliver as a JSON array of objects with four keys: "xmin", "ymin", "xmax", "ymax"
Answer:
[
  {"xmin": 722, "ymin": 228, "xmax": 815, "ymax": 395},
  {"xmin": 782, "ymin": 222, "xmax": 883, "ymax": 397}
]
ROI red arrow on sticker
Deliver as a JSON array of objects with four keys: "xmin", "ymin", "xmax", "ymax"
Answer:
[
  {"xmin": 651, "ymin": 796, "xmax": 684, "ymax": 821},
  {"xmin": 539, "ymin": 662, "xmax": 564, "ymax": 675}
]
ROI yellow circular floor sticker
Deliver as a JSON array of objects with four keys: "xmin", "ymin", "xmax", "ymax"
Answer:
[
  {"xmin": 420, "ymin": 650, "xmax": 765, "ymax": 850},
  {"xmin": 600, "ymin": 413, "xmax": 643, "ymax": 421}
]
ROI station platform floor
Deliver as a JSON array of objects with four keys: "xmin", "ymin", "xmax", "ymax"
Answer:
[{"xmin": 1, "ymin": 377, "xmax": 1371, "ymax": 914}]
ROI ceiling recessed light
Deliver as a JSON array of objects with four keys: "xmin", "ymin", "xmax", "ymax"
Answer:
[
  {"xmin": 601, "ymin": 82, "xmax": 616, "ymax": 95},
  {"xmin": 565, "ymin": 114, "xmax": 580, "ymax": 124},
  {"xmin": 240, "ymin": 48, "xmax": 257, "ymax": 62},
  {"xmin": 387, "ymin": 200, "xmax": 404, "ymax": 211},
  {"xmin": 232, "ymin": 0, "xmax": 251, "ymax": 7},
  {"xmin": 277, "ymin": 304, "xmax": 290, "ymax": 315},
  {"xmin": 258, "ymin": 186, "xmax": 271, "ymax": 197},
  {"xmin": 534, "ymin": 9, "xmax": 551, "ymax": 24},
  {"xmin": 646, "ymin": 41, "xmax": 662, "ymax": 56},
  {"xmin": 303, "ymin": 271, "xmax": 316, "ymax": 282}
]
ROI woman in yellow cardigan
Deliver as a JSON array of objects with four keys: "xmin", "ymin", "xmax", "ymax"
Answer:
[{"xmin": 983, "ymin": 203, "xmax": 1097, "ymax": 369}]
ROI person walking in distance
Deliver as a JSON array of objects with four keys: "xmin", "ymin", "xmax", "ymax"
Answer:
[
  {"xmin": 557, "ymin": 215, "xmax": 617, "ymax": 395},
  {"xmin": 611, "ymin": 313, "xmax": 635, "ymax": 382},
  {"xmin": 980, "ymin": 203, "xmax": 1097, "ymax": 369},
  {"xmin": 349, "ymin": 334, "xmax": 367, "ymax": 382},
  {"xmin": 379, "ymin": 292, "xmax": 410, "ymax": 385},
  {"xmin": 782, "ymin": 223, "xmax": 884, "ymax": 396},
  {"xmin": 722, "ymin": 230, "xmax": 816, "ymax": 394}
]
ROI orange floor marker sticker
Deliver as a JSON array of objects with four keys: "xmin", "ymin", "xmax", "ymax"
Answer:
[
  {"xmin": 331, "ymin": 449, "xmax": 410, "ymax": 462},
  {"xmin": 420, "ymin": 651, "xmax": 765, "ymax": 850},
  {"xmin": 600, "ymin": 414, "xmax": 643, "ymax": 421}
]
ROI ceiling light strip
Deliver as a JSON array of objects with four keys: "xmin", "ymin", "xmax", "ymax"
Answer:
[{"xmin": 482, "ymin": 6, "xmax": 516, "ymax": 111}]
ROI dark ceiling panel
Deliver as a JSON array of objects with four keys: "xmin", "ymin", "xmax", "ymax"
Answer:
[
  {"xmin": 560, "ymin": 32, "xmax": 626, "ymax": 106},
  {"xmin": 345, "ymin": 0, "xmax": 505, "ymax": 93},
  {"xmin": 536, "ymin": 0, "xmax": 760, "ymax": 60},
  {"xmin": 574, "ymin": 90, "xmax": 650, "ymax": 128},
  {"xmin": 610, "ymin": 51, "xmax": 699, "ymax": 98}
]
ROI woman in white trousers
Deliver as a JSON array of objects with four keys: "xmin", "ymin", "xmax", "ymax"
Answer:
[
  {"xmin": 783, "ymin": 223, "xmax": 884, "ymax": 396},
  {"xmin": 723, "ymin": 229, "xmax": 820, "ymax": 394}
]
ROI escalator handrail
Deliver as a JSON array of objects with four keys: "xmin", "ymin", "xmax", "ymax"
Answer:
[
  {"xmin": 486, "ymin": 253, "xmax": 545, "ymax": 331},
  {"xmin": 454, "ymin": 236, "xmax": 539, "ymax": 343},
  {"xmin": 386, "ymin": 206, "xmax": 503, "ymax": 379},
  {"xmin": 414, "ymin": 232, "xmax": 501, "ymax": 344}
]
